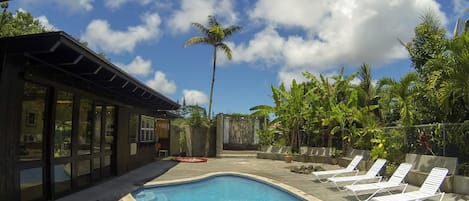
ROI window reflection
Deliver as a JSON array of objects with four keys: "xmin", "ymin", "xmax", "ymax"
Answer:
[
  {"xmin": 77, "ymin": 160, "xmax": 91, "ymax": 187},
  {"xmin": 92, "ymin": 157, "xmax": 101, "ymax": 180},
  {"xmin": 54, "ymin": 91, "xmax": 73, "ymax": 158},
  {"xmin": 94, "ymin": 106, "xmax": 102, "ymax": 153},
  {"xmin": 78, "ymin": 98, "xmax": 93, "ymax": 155},
  {"xmin": 20, "ymin": 167, "xmax": 43, "ymax": 201},
  {"xmin": 104, "ymin": 106, "xmax": 115, "ymax": 151},
  {"xmin": 54, "ymin": 163, "xmax": 71, "ymax": 195},
  {"xmin": 20, "ymin": 82, "xmax": 46, "ymax": 161},
  {"xmin": 103, "ymin": 156, "xmax": 111, "ymax": 167}
]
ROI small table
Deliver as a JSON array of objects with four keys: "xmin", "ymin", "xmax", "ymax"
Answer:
[{"xmin": 158, "ymin": 149, "xmax": 168, "ymax": 157}]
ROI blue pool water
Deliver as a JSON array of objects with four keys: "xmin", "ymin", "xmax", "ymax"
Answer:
[{"xmin": 132, "ymin": 175, "xmax": 304, "ymax": 201}]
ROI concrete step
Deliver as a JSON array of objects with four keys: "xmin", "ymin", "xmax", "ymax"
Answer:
[{"xmin": 218, "ymin": 150, "xmax": 258, "ymax": 158}]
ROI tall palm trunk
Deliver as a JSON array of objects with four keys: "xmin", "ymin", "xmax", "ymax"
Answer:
[
  {"xmin": 205, "ymin": 45, "xmax": 217, "ymax": 157},
  {"xmin": 208, "ymin": 45, "xmax": 217, "ymax": 120}
]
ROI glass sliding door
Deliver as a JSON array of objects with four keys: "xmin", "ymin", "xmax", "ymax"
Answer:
[
  {"xmin": 19, "ymin": 82, "xmax": 47, "ymax": 201},
  {"xmin": 19, "ymin": 84, "xmax": 118, "ymax": 200},
  {"xmin": 54, "ymin": 91, "xmax": 73, "ymax": 158},
  {"xmin": 103, "ymin": 106, "xmax": 115, "ymax": 177},
  {"xmin": 92, "ymin": 105, "xmax": 115, "ymax": 180},
  {"xmin": 76, "ymin": 98, "xmax": 93, "ymax": 187},
  {"xmin": 53, "ymin": 90, "xmax": 74, "ymax": 197},
  {"xmin": 78, "ymin": 98, "xmax": 93, "ymax": 155}
]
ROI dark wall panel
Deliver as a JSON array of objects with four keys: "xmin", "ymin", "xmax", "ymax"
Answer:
[
  {"xmin": 116, "ymin": 107, "xmax": 130, "ymax": 176},
  {"xmin": 0, "ymin": 55, "xmax": 25, "ymax": 200}
]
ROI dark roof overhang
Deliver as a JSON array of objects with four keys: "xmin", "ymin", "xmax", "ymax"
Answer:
[
  {"xmin": 0, "ymin": 31, "xmax": 180, "ymax": 110},
  {"xmin": 156, "ymin": 110, "xmax": 183, "ymax": 119}
]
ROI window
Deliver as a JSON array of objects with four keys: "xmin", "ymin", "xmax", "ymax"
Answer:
[
  {"xmin": 78, "ymin": 98, "xmax": 93, "ymax": 155},
  {"xmin": 20, "ymin": 167, "xmax": 43, "ymax": 201},
  {"xmin": 93, "ymin": 106, "xmax": 102, "ymax": 153},
  {"xmin": 140, "ymin": 115, "xmax": 155, "ymax": 142},
  {"xmin": 104, "ymin": 106, "xmax": 115, "ymax": 151},
  {"xmin": 20, "ymin": 82, "xmax": 47, "ymax": 161},
  {"xmin": 54, "ymin": 91, "xmax": 73, "ymax": 158}
]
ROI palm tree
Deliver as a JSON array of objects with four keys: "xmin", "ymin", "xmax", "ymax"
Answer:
[
  {"xmin": 378, "ymin": 72, "xmax": 417, "ymax": 144},
  {"xmin": 440, "ymin": 32, "xmax": 469, "ymax": 113},
  {"xmin": 184, "ymin": 15, "xmax": 242, "ymax": 121},
  {"xmin": 358, "ymin": 63, "xmax": 378, "ymax": 114}
]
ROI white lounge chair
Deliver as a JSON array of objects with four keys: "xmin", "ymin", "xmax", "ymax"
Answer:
[
  {"xmin": 312, "ymin": 155, "xmax": 363, "ymax": 183},
  {"xmin": 328, "ymin": 158, "xmax": 387, "ymax": 190},
  {"xmin": 344, "ymin": 163, "xmax": 413, "ymax": 201},
  {"xmin": 371, "ymin": 167, "xmax": 448, "ymax": 201}
]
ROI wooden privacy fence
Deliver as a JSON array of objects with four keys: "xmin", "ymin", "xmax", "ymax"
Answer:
[{"xmin": 217, "ymin": 114, "xmax": 264, "ymax": 150}]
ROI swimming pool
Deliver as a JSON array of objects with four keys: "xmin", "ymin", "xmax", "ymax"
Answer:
[{"xmin": 132, "ymin": 173, "xmax": 308, "ymax": 201}]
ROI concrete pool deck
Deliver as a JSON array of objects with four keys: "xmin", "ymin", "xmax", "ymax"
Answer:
[{"xmin": 60, "ymin": 158, "xmax": 468, "ymax": 201}]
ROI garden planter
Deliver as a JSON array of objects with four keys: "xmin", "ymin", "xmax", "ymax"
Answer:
[{"xmin": 454, "ymin": 175, "xmax": 469, "ymax": 195}]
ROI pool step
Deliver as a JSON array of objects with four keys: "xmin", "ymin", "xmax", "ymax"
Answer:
[{"xmin": 218, "ymin": 150, "xmax": 258, "ymax": 158}]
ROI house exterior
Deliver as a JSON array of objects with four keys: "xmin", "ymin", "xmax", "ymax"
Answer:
[{"xmin": 0, "ymin": 32, "xmax": 179, "ymax": 201}]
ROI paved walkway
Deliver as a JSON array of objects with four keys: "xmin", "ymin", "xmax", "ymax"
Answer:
[
  {"xmin": 57, "ymin": 160, "xmax": 178, "ymax": 201},
  {"xmin": 60, "ymin": 158, "xmax": 468, "ymax": 201}
]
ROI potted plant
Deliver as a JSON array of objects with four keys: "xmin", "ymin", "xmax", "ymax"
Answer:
[{"xmin": 284, "ymin": 150, "xmax": 293, "ymax": 163}]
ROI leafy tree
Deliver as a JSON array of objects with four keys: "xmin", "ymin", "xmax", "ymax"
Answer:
[
  {"xmin": 400, "ymin": 11, "xmax": 449, "ymax": 123},
  {"xmin": 250, "ymin": 104, "xmax": 275, "ymax": 145},
  {"xmin": 400, "ymin": 11, "xmax": 447, "ymax": 79},
  {"xmin": 184, "ymin": 15, "xmax": 242, "ymax": 121},
  {"xmin": 378, "ymin": 72, "xmax": 417, "ymax": 144},
  {"xmin": 357, "ymin": 63, "xmax": 378, "ymax": 114},
  {"xmin": 270, "ymin": 80, "xmax": 307, "ymax": 153},
  {"xmin": 0, "ymin": 9, "xmax": 48, "ymax": 37},
  {"xmin": 439, "ymin": 32, "xmax": 469, "ymax": 117}
]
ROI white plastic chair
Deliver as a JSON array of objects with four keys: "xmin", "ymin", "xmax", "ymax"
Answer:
[
  {"xmin": 328, "ymin": 158, "xmax": 387, "ymax": 190},
  {"xmin": 344, "ymin": 163, "xmax": 413, "ymax": 201},
  {"xmin": 312, "ymin": 155, "xmax": 363, "ymax": 182},
  {"xmin": 371, "ymin": 167, "xmax": 448, "ymax": 201}
]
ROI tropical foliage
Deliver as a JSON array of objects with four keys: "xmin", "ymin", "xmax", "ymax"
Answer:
[{"xmin": 251, "ymin": 10, "xmax": 469, "ymax": 165}]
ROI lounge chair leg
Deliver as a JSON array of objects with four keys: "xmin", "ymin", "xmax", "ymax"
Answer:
[{"xmin": 439, "ymin": 192, "xmax": 445, "ymax": 201}]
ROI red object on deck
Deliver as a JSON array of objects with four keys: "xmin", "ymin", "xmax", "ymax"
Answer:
[{"xmin": 172, "ymin": 157, "xmax": 208, "ymax": 163}]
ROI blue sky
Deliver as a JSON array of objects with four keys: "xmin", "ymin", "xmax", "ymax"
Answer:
[{"xmin": 10, "ymin": 0, "xmax": 469, "ymax": 115}]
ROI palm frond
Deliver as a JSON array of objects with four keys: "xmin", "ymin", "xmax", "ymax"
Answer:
[
  {"xmin": 218, "ymin": 43, "xmax": 232, "ymax": 60},
  {"xmin": 207, "ymin": 15, "xmax": 217, "ymax": 27},
  {"xmin": 223, "ymin": 25, "xmax": 242, "ymax": 38},
  {"xmin": 184, "ymin": 36, "xmax": 211, "ymax": 47},
  {"xmin": 191, "ymin": 22, "xmax": 210, "ymax": 35}
]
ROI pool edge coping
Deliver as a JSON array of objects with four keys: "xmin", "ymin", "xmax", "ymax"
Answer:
[{"xmin": 119, "ymin": 171, "xmax": 322, "ymax": 201}]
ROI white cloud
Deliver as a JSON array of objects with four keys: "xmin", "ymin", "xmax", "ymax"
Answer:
[
  {"xmin": 350, "ymin": 77, "xmax": 361, "ymax": 85},
  {"xmin": 227, "ymin": 26, "xmax": 284, "ymax": 65},
  {"xmin": 146, "ymin": 71, "xmax": 177, "ymax": 95},
  {"xmin": 56, "ymin": 0, "xmax": 94, "ymax": 12},
  {"xmin": 168, "ymin": 0, "xmax": 238, "ymax": 34},
  {"xmin": 81, "ymin": 13, "xmax": 161, "ymax": 54},
  {"xmin": 182, "ymin": 89, "xmax": 208, "ymax": 105},
  {"xmin": 277, "ymin": 70, "xmax": 311, "ymax": 88},
  {"xmin": 36, "ymin": 16, "xmax": 58, "ymax": 31},
  {"xmin": 104, "ymin": 0, "xmax": 151, "ymax": 9},
  {"xmin": 17, "ymin": 0, "xmax": 94, "ymax": 13},
  {"xmin": 115, "ymin": 56, "xmax": 152, "ymax": 76},
  {"xmin": 249, "ymin": 0, "xmax": 329, "ymax": 30},
  {"xmin": 452, "ymin": 0, "xmax": 469, "ymax": 17},
  {"xmin": 230, "ymin": 0, "xmax": 447, "ymax": 84}
]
